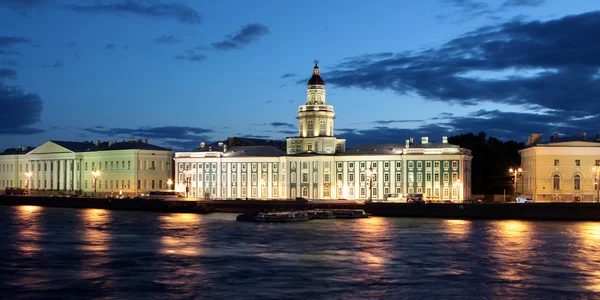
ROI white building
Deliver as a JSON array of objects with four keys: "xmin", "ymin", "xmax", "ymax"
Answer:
[
  {"xmin": 174, "ymin": 62, "xmax": 473, "ymax": 201},
  {"xmin": 0, "ymin": 139, "xmax": 173, "ymax": 196},
  {"xmin": 519, "ymin": 132, "xmax": 600, "ymax": 202}
]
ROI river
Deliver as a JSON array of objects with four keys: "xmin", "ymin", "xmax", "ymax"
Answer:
[{"xmin": 0, "ymin": 205, "xmax": 599, "ymax": 299}]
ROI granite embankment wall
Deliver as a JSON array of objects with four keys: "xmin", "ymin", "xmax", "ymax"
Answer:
[
  {"xmin": 364, "ymin": 202, "xmax": 600, "ymax": 221},
  {"xmin": 0, "ymin": 196, "xmax": 211, "ymax": 214},
  {"xmin": 2, "ymin": 196, "xmax": 600, "ymax": 221}
]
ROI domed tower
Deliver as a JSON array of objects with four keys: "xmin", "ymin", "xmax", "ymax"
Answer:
[{"xmin": 286, "ymin": 61, "xmax": 346, "ymax": 154}]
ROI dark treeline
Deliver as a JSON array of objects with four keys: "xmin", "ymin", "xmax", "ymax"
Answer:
[{"xmin": 449, "ymin": 132, "xmax": 525, "ymax": 195}]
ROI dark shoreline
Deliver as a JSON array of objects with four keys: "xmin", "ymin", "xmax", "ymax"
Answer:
[{"xmin": 2, "ymin": 196, "xmax": 600, "ymax": 221}]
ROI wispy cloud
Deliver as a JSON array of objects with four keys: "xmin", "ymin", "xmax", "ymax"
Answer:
[
  {"xmin": 66, "ymin": 1, "xmax": 202, "ymax": 24},
  {"xmin": 281, "ymin": 73, "xmax": 296, "ymax": 78},
  {"xmin": 0, "ymin": 36, "xmax": 31, "ymax": 55},
  {"xmin": 154, "ymin": 34, "xmax": 181, "ymax": 44},
  {"xmin": 174, "ymin": 53, "xmax": 206, "ymax": 62},
  {"xmin": 104, "ymin": 43, "xmax": 116, "ymax": 50},
  {"xmin": 212, "ymin": 23, "xmax": 270, "ymax": 51},
  {"xmin": 502, "ymin": 0, "xmax": 545, "ymax": 7}
]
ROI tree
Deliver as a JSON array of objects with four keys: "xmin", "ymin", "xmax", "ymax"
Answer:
[{"xmin": 449, "ymin": 132, "xmax": 525, "ymax": 195}]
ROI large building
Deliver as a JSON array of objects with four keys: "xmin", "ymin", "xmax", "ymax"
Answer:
[
  {"xmin": 174, "ymin": 62, "xmax": 473, "ymax": 201},
  {"xmin": 519, "ymin": 133, "xmax": 600, "ymax": 202},
  {"xmin": 0, "ymin": 140, "xmax": 173, "ymax": 197}
]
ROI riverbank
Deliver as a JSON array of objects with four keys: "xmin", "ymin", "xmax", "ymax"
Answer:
[
  {"xmin": 0, "ymin": 195, "xmax": 213, "ymax": 214},
  {"xmin": 2, "ymin": 196, "xmax": 600, "ymax": 220}
]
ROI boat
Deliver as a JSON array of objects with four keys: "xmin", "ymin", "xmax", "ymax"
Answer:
[
  {"xmin": 330, "ymin": 209, "xmax": 370, "ymax": 219},
  {"xmin": 236, "ymin": 211, "xmax": 310, "ymax": 222},
  {"xmin": 307, "ymin": 210, "xmax": 336, "ymax": 219}
]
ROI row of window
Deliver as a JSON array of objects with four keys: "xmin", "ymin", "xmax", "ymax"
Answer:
[
  {"xmin": 553, "ymin": 159, "xmax": 600, "ymax": 167},
  {"xmin": 180, "ymin": 162, "xmax": 281, "ymax": 173},
  {"xmin": 550, "ymin": 174, "xmax": 598, "ymax": 191},
  {"xmin": 333, "ymin": 160, "xmax": 459, "ymax": 170},
  {"xmin": 84, "ymin": 160, "xmax": 168, "ymax": 172},
  {"xmin": 86, "ymin": 179, "xmax": 164, "ymax": 190}
]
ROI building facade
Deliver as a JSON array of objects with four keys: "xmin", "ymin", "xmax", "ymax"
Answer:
[
  {"xmin": 0, "ymin": 140, "xmax": 173, "ymax": 196},
  {"xmin": 519, "ymin": 133, "xmax": 600, "ymax": 202},
  {"xmin": 174, "ymin": 62, "xmax": 473, "ymax": 201}
]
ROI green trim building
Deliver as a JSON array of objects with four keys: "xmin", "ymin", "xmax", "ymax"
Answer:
[{"xmin": 174, "ymin": 62, "xmax": 472, "ymax": 201}]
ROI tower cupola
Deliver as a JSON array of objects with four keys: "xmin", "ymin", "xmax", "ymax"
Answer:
[{"xmin": 308, "ymin": 60, "xmax": 325, "ymax": 86}]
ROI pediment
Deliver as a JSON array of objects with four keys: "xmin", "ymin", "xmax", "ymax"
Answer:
[{"xmin": 27, "ymin": 141, "xmax": 75, "ymax": 155}]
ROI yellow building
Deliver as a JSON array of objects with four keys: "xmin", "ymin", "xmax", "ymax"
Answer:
[
  {"xmin": 519, "ymin": 133, "xmax": 600, "ymax": 202},
  {"xmin": 0, "ymin": 140, "xmax": 173, "ymax": 197}
]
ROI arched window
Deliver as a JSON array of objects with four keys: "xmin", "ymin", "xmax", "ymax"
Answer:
[
  {"xmin": 574, "ymin": 174, "xmax": 581, "ymax": 190},
  {"xmin": 302, "ymin": 187, "xmax": 308, "ymax": 197},
  {"xmin": 553, "ymin": 174, "xmax": 561, "ymax": 190}
]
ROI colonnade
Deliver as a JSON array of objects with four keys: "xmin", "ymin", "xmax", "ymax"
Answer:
[{"xmin": 29, "ymin": 159, "xmax": 81, "ymax": 191}]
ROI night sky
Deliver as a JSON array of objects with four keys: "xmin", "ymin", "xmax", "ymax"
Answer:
[{"xmin": 1, "ymin": 0, "xmax": 599, "ymax": 151}]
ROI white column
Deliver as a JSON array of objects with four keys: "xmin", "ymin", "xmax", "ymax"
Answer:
[
  {"xmin": 66, "ymin": 160, "xmax": 72, "ymax": 191},
  {"xmin": 46, "ymin": 160, "xmax": 51, "ymax": 189},
  {"xmin": 59, "ymin": 160, "xmax": 65, "ymax": 190},
  {"xmin": 73, "ymin": 160, "xmax": 79, "ymax": 192},
  {"xmin": 51, "ymin": 160, "xmax": 57, "ymax": 190},
  {"xmin": 31, "ymin": 161, "xmax": 37, "ymax": 189}
]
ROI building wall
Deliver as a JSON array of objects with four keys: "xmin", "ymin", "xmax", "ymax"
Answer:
[
  {"xmin": 0, "ymin": 142, "xmax": 173, "ymax": 196},
  {"xmin": 520, "ymin": 143, "xmax": 600, "ymax": 202},
  {"xmin": 174, "ymin": 151, "xmax": 472, "ymax": 201}
]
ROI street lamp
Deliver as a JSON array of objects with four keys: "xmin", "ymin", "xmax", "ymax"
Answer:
[
  {"xmin": 593, "ymin": 164, "xmax": 600, "ymax": 203},
  {"xmin": 509, "ymin": 168, "xmax": 522, "ymax": 202},
  {"xmin": 367, "ymin": 167, "xmax": 377, "ymax": 202},
  {"xmin": 92, "ymin": 169, "xmax": 101, "ymax": 197},
  {"xmin": 25, "ymin": 171, "xmax": 33, "ymax": 195},
  {"xmin": 167, "ymin": 178, "xmax": 173, "ymax": 191}
]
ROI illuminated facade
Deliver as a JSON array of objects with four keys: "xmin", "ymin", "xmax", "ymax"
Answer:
[
  {"xmin": 0, "ymin": 140, "xmax": 173, "ymax": 196},
  {"xmin": 519, "ymin": 133, "xmax": 600, "ymax": 202},
  {"xmin": 174, "ymin": 62, "xmax": 473, "ymax": 201}
]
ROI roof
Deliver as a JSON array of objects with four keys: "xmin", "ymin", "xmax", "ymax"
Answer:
[
  {"xmin": 308, "ymin": 65, "xmax": 325, "ymax": 85},
  {"xmin": 223, "ymin": 146, "xmax": 286, "ymax": 157},
  {"xmin": 49, "ymin": 140, "xmax": 172, "ymax": 152},
  {"xmin": 338, "ymin": 143, "xmax": 460, "ymax": 156},
  {"xmin": 88, "ymin": 141, "xmax": 172, "ymax": 152},
  {"xmin": 0, "ymin": 146, "xmax": 34, "ymax": 155}
]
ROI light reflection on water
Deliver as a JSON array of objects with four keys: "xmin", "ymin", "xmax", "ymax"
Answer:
[
  {"xmin": 15, "ymin": 205, "xmax": 43, "ymax": 257},
  {"xmin": 1, "ymin": 206, "xmax": 600, "ymax": 299},
  {"xmin": 158, "ymin": 213, "xmax": 203, "ymax": 256},
  {"xmin": 78, "ymin": 208, "xmax": 113, "ymax": 282}
]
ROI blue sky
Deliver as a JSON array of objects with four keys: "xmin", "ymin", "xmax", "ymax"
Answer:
[{"xmin": 1, "ymin": 0, "xmax": 600, "ymax": 151}]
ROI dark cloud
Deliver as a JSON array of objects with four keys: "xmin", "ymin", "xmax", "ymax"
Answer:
[
  {"xmin": 502, "ymin": 0, "xmax": 545, "ymax": 7},
  {"xmin": 174, "ymin": 53, "xmax": 206, "ymax": 62},
  {"xmin": 0, "ymin": 81, "xmax": 44, "ymax": 135},
  {"xmin": 265, "ymin": 100, "xmax": 272, "ymax": 104},
  {"xmin": 212, "ymin": 23, "xmax": 269, "ymax": 51},
  {"xmin": 326, "ymin": 11, "xmax": 600, "ymax": 141},
  {"xmin": 0, "ymin": 68, "xmax": 17, "ymax": 80},
  {"xmin": 270, "ymin": 122, "xmax": 294, "ymax": 128},
  {"xmin": 83, "ymin": 126, "xmax": 214, "ymax": 140},
  {"xmin": 41, "ymin": 60, "xmax": 63, "ymax": 69},
  {"xmin": 65, "ymin": 42, "xmax": 75, "ymax": 48},
  {"xmin": 0, "ymin": 0, "xmax": 49, "ymax": 15},
  {"xmin": 445, "ymin": 0, "xmax": 490, "ymax": 16},
  {"xmin": 66, "ymin": 1, "xmax": 202, "ymax": 25},
  {"xmin": 373, "ymin": 119, "xmax": 423, "ymax": 125},
  {"xmin": 281, "ymin": 73, "xmax": 296, "ymax": 78},
  {"xmin": 104, "ymin": 43, "xmax": 115, "ymax": 50},
  {"xmin": 154, "ymin": 34, "xmax": 181, "ymax": 44},
  {"xmin": 0, "ymin": 36, "xmax": 31, "ymax": 55}
]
